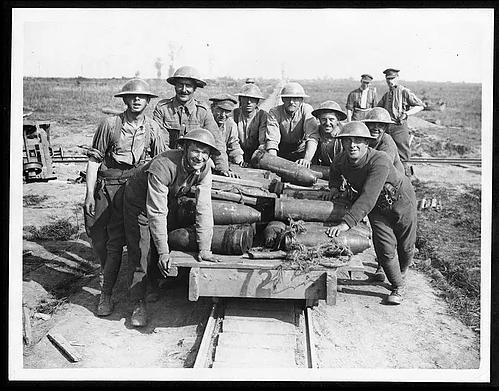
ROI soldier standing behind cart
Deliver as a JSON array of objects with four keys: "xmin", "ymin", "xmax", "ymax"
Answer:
[
  {"xmin": 83, "ymin": 78, "xmax": 165, "ymax": 317},
  {"xmin": 265, "ymin": 82, "xmax": 320, "ymax": 168},
  {"xmin": 209, "ymin": 93, "xmax": 245, "ymax": 166},
  {"xmin": 376, "ymin": 68, "xmax": 424, "ymax": 177},
  {"xmin": 233, "ymin": 83, "xmax": 268, "ymax": 163},
  {"xmin": 345, "ymin": 74, "xmax": 378, "ymax": 122},
  {"xmin": 152, "ymin": 65, "xmax": 238, "ymax": 178},
  {"xmin": 123, "ymin": 128, "xmax": 221, "ymax": 327},
  {"xmin": 311, "ymin": 100, "xmax": 346, "ymax": 166},
  {"xmin": 325, "ymin": 121, "xmax": 417, "ymax": 305}
]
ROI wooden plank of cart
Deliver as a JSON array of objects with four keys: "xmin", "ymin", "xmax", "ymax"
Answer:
[{"xmin": 169, "ymin": 251, "xmax": 366, "ymax": 307}]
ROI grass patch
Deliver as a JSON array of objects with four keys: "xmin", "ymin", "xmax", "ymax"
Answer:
[
  {"xmin": 413, "ymin": 181, "xmax": 481, "ymax": 331},
  {"xmin": 25, "ymin": 218, "xmax": 79, "ymax": 241},
  {"xmin": 23, "ymin": 194, "xmax": 49, "ymax": 207}
]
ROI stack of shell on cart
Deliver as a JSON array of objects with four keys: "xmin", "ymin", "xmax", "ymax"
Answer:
[{"xmin": 168, "ymin": 150, "xmax": 372, "ymax": 268}]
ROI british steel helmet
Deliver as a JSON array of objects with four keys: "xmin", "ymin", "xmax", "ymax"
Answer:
[
  {"xmin": 335, "ymin": 121, "xmax": 377, "ymax": 139},
  {"xmin": 362, "ymin": 107, "xmax": 395, "ymax": 124},
  {"xmin": 177, "ymin": 128, "xmax": 221, "ymax": 156},
  {"xmin": 236, "ymin": 83, "xmax": 265, "ymax": 100},
  {"xmin": 166, "ymin": 65, "xmax": 207, "ymax": 88},
  {"xmin": 280, "ymin": 82, "xmax": 309, "ymax": 98},
  {"xmin": 312, "ymin": 101, "xmax": 347, "ymax": 121},
  {"xmin": 114, "ymin": 78, "xmax": 158, "ymax": 97}
]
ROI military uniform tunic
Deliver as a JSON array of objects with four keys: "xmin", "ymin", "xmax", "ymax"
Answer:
[
  {"xmin": 152, "ymin": 96, "xmax": 229, "ymax": 173},
  {"xmin": 232, "ymin": 107, "xmax": 268, "ymax": 162},
  {"xmin": 265, "ymin": 103, "xmax": 320, "ymax": 161}
]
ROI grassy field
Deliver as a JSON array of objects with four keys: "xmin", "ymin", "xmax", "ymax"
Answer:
[{"xmin": 21, "ymin": 76, "xmax": 483, "ymax": 331}]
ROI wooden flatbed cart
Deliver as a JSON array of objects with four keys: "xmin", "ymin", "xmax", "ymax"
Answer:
[{"xmin": 169, "ymin": 251, "xmax": 366, "ymax": 307}]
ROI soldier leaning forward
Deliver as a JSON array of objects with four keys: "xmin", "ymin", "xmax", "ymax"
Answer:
[
  {"xmin": 325, "ymin": 121, "xmax": 417, "ymax": 305},
  {"xmin": 83, "ymin": 78, "xmax": 165, "ymax": 317},
  {"xmin": 123, "ymin": 128, "xmax": 221, "ymax": 327}
]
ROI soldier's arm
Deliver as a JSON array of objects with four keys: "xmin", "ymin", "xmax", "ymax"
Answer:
[
  {"xmin": 152, "ymin": 103, "xmax": 171, "ymax": 147},
  {"xmin": 265, "ymin": 109, "xmax": 281, "ymax": 155}
]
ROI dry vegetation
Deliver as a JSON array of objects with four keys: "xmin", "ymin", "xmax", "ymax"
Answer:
[{"xmin": 22, "ymin": 76, "xmax": 483, "ymax": 331}]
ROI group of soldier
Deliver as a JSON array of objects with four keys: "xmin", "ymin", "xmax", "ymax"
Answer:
[{"xmin": 83, "ymin": 65, "xmax": 424, "ymax": 327}]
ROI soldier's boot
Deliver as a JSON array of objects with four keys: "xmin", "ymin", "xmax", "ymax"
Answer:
[
  {"xmin": 97, "ymin": 293, "xmax": 114, "ymax": 316},
  {"xmin": 146, "ymin": 279, "xmax": 161, "ymax": 303},
  {"xmin": 386, "ymin": 285, "xmax": 406, "ymax": 305},
  {"xmin": 131, "ymin": 300, "xmax": 148, "ymax": 327},
  {"xmin": 372, "ymin": 263, "xmax": 386, "ymax": 282}
]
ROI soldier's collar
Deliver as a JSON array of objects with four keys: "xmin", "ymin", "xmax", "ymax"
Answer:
[{"xmin": 173, "ymin": 96, "xmax": 196, "ymax": 114}]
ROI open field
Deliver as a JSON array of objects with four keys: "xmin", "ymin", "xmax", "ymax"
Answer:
[{"xmin": 17, "ymin": 77, "xmax": 487, "ymax": 373}]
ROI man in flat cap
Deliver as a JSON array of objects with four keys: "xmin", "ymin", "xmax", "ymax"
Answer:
[
  {"xmin": 209, "ymin": 93, "xmax": 245, "ymax": 166},
  {"xmin": 377, "ymin": 68, "xmax": 424, "ymax": 177},
  {"xmin": 265, "ymin": 82, "xmax": 320, "ymax": 168},
  {"xmin": 152, "ymin": 65, "xmax": 237, "ymax": 178},
  {"xmin": 346, "ymin": 74, "xmax": 378, "ymax": 122}
]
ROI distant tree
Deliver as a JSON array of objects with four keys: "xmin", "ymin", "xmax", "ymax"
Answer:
[
  {"xmin": 167, "ymin": 42, "xmax": 183, "ymax": 77},
  {"xmin": 155, "ymin": 58, "xmax": 163, "ymax": 79},
  {"xmin": 135, "ymin": 70, "xmax": 140, "ymax": 77}
]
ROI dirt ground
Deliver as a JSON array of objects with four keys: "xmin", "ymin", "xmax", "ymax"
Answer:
[{"xmin": 12, "ymin": 156, "xmax": 488, "ymax": 383}]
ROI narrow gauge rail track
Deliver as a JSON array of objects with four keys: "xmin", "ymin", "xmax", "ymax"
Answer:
[
  {"xmin": 193, "ymin": 298, "xmax": 317, "ymax": 369},
  {"xmin": 52, "ymin": 155, "xmax": 482, "ymax": 166}
]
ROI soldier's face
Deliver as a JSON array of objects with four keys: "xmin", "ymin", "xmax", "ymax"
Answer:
[
  {"xmin": 212, "ymin": 106, "xmax": 232, "ymax": 126},
  {"xmin": 360, "ymin": 80, "xmax": 370, "ymax": 90},
  {"xmin": 185, "ymin": 141, "xmax": 211, "ymax": 171},
  {"xmin": 341, "ymin": 136, "xmax": 369, "ymax": 161},
  {"xmin": 175, "ymin": 78, "xmax": 196, "ymax": 103},
  {"xmin": 366, "ymin": 122, "xmax": 387, "ymax": 144},
  {"xmin": 239, "ymin": 97, "xmax": 259, "ymax": 114},
  {"xmin": 386, "ymin": 76, "xmax": 398, "ymax": 89},
  {"xmin": 319, "ymin": 112, "xmax": 339, "ymax": 135},
  {"xmin": 122, "ymin": 94, "xmax": 150, "ymax": 113},
  {"xmin": 282, "ymin": 97, "xmax": 303, "ymax": 114}
]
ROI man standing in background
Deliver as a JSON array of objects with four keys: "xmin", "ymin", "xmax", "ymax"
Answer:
[
  {"xmin": 346, "ymin": 74, "xmax": 378, "ymax": 122},
  {"xmin": 377, "ymin": 68, "xmax": 425, "ymax": 177}
]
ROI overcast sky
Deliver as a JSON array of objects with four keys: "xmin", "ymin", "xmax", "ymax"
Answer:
[{"xmin": 14, "ymin": 7, "xmax": 493, "ymax": 83}]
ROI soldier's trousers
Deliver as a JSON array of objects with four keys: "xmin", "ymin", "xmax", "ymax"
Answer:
[
  {"xmin": 368, "ymin": 176, "xmax": 417, "ymax": 289},
  {"xmin": 84, "ymin": 181, "xmax": 126, "ymax": 293},
  {"xmin": 387, "ymin": 122, "xmax": 411, "ymax": 166}
]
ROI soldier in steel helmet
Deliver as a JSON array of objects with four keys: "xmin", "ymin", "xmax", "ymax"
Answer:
[
  {"xmin": 209, "ymin": 93, "xmax": 245, "ymax": 166},
  {"xmin": 83, "ymin": 78, "xmax": 165, "ymax": 317},
  {"xmin": 123, "ymin": 128, "xmax": 222, "ymax": 327},
  {"xmin": 233, "ymin": 83, "xmax": 268, "ymax": 163},
  {"xmin": 311, "ymin": 101, "xmax": 347, "ymax": 166},
  {"xmin": 265, "ymin": 82, "xmax": 320, "ymax": 168},
  {"xmin": 377, "ymin": 68, "xmax": 425, "ymax": 177},
  {"xmin": 152, "ymin": 65, "xmax": 238, "ymax": 178},
  {"xmin": 324, "ymin": 121, "xmax": 417, "ymax": 305},
  {"xmin": 345, "ymin": 74, "xmax": 378, "ymax": 122}
]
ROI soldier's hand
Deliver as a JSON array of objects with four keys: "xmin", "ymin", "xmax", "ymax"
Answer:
[
  {"xmin": 84, "ymin": 196, "xmax": 95, "ymax": 217},
  {"xmin": 296, "ymin": 158, "xmax": 311, "ymax": 168},
  {"xmin": 197, "ymin": 250, "xmax": 222, "ymax": 263},
  {"xmin": 157, "ymin": 253, "xmax": 172, "ymax": 278},
  {"xmin": 325, "ymin": 222, "xmax": 349, "ymax": 237},
  {"xmin": 322, "ymin": 188, "xmax": 340, "ymax": 201}
]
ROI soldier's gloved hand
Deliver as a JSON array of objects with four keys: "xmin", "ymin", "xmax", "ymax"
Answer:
[
  {"xmin": 326, "ymin": 222, "xmax": 349, "ymax": 238},
  {"xmin": 322, "ymin": 188, "xmax": 340, "ymax": 201},
  {"xmin": 296, "ymin": 158, "xmax": 311, "ymax": 168},
  {"xmin": 157, "ymin": 253, "xmax": 172, "ymax": 278},
  {"xmin": 197, "ymin": 250, "xmax": 222, "ymax": 263}
]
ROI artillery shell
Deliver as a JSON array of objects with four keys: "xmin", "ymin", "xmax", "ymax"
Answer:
[
  {"xmin": 274, "ymin": 198, "xmax": 351, "ymax": 223},
  {"xmin": 178, "ymin": 198, "xmax": 261, "ymax": 225}
]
